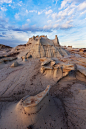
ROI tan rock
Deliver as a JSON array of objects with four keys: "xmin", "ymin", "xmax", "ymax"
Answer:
[
  {"xmin": 21, "ymin": 55, "xmax": 26, "ymax": 60},
  {"xmin": 40, "ymin": 57, "xmax": 47, "ymax": 62},
  {"xmin": 1, "ymin": 57, "xmax": 17, "ymax": 62},
  {"xmin": 11, "ymin": 61, "xmax": 19, "ymax": 67},
  {"xmin": 26, "ymin": 35, "xmax": 69, "ymax": 58},
  {"xmin": 41, "ymin": 59, "xmax": 51, "ymax": 66},
  {"xmin": 26, "ymin": 53, "xmax": 31, "ymax": 59},
  {"xmin": 23, "ymin": 58, "xmax": 27, "ymax": 62},
  {"xmin": 51, "ymin": 60, "xmax": 56, "ymax": 66},
  {"xmin": 22, "ymin": 85, "xmax": 51, "ymax": 114},
  {"xmin": 77, "ymin": 65, "xmax": 86, "ymax": 76}
]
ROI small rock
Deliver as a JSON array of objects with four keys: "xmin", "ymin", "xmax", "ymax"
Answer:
[
  {"xmin": 11, "ymin": 61, "xmax": 19, "ymax": 67},
  {"xmin": 23, "ymin": 58, "xmax": 27, "ymax": 62},
  {"xmin": 26, "ymin": 54, "xmax": 32, "ymax": 59},
  {"xmin": 51, "ymin": 61, "xmax": 56, "ymax": 66},
  {"xmin": 41, "ymin": 59, "xmax": 51, "ymax": 66}
]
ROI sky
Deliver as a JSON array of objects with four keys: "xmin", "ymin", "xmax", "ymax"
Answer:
[{"xmin": 0, "ymin": 0, "xmax": 86, "ymax": 48}]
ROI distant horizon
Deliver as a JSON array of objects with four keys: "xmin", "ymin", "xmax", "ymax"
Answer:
[
  {"xmin": 0, "ymin": 0, "xmax": 86, "ymax": 48},
  {"xmin": 0, "ymin": 35, "xmax": 86, "ymax": 49}
]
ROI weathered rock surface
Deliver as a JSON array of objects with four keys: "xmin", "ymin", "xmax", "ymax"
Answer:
[
  {"xmin": 0, "ymin": 36, "xmax": 86, "ymax": 129},
  {"xmin": 11, "ymin": 61, "xmax": 19, "ymax": 67},
  {"xmin": 0, "ymin": 85, "xmax": 67, "ymax": 129},
  {"xmin": 0, "ymin": 57, "xmax": 17, "ymax": 63},
  {"xmin": 26, "ymin": 35, "xmax": 69, "ymax": 58}
]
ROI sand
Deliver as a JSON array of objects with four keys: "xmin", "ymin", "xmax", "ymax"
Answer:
[{"xmin": 0, "ymin": 36, "xmax": 86, "ymax": 129}]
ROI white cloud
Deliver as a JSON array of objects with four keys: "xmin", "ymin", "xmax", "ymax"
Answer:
[
  {"xmin": 60, "ymin": 0, "xmax": 68, "ymax": 9},
  {"xmin": 52, "ymin": 0, "xmax": 58, "ymax": 5},
  {"xmin": 0, "ymin": 0, "xmax": 12, "ymax": 4},
  {"xmin": 1, "ymin": 7, "xmax": 7, "ymax": 11},
  {"xmin": 43, "ymin": 25, "xmax": 52, "ymax": 30},
  {"xmin": 38, "ymin": 9, "xmax": 45, "ymax": 15},
  {"xmin": 51, "ymin": 8, "xmax": 68, "ymax": 20},
  {"xmin": 15, "ymin": 13, "xmax": 20, "ymax": 20},
  {"xmin": 47, "ymin": 20, "xmax": 52, "ymax": 23},
  {"xmin": 26, "ymin": 9, "xmax": 29, "ymax": 14},
  {"xmin": 38, "ymin": 11, "xmax": 43, "ymax": 15},
  {"xmin": 22, "ymin": 24, "xmax": 29, "ymax": 29},
  {"xmin": 80, "ymin": 10, "xmax": 86, "ymax": 15},
  {"xmin": 29, "ymin": 10, "xmax": 37, "ymax": 13},
  {"xmin": 17, "ymin": 1, "xmax": 23, "ymax": 6},
  {"xmin": 78, "ymin": 1, "xmax": 86, "ymax": 10},
  {"xmin": 68, "ymin": 8, "xmax": 75, "ymax": 15},
  {"xmin": 61, "ymin": 23, "xmax": 73, "ymax": 29},
  {"xmin": 27, "ymin": 19, "xmax": 30, "ymax": 22},
  {"xmin": 51, "ymin": 13, "xmax": 58, "ymax": 19},
  {"xmin": 38, "ymin": 11, "xmax": 41, "ymax": 15},
  {"xmin": 53, "ymin": 24, "xmax": 59, "ymax": 28},
  {"xmin": 45, "ymin": 9, "xmax": 53, "ymax": 15},
  {"xmin": 58, "ymin": 10, "xmax": 67, "ymax": 18},
  {"xmin": 59, "ymin": 0, "xmax": 77, "ymax": 10}
]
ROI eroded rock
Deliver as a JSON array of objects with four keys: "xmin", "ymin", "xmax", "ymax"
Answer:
[
  {"xmin": 11, "ymin": 61, "xmax": 19, "ymax": 67},
  {"xmin": 26, "ymin": 35, "xmax": 69, "ymax": 58}
]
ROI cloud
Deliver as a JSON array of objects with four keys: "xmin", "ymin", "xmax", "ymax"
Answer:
[
  {"xmin": 53, "ymin": 24, "xmax": 59, "ymax": 28},
  {"xmin": 68, "ymin": 8, "xmax": 75, "ymax": 15},
  {"xmin": 29, "ymin": 10, "xmax": 37, "ymax": 13},
  {"xmin": 61, "ymin": 23, "xmax": 73, "ymax": 29},
  {"xmin": 17, "ymin": 1, "xmax": 23, "ymax": 6},
  {"xmin": 0, "ymin": 34, "xmax": 5, "ymax": 37},
  {"xmin": 0, "ymin": 0, "xmax": 12, "ymax": 4},
  {"xmin": 26, "ymin": 9, "xmax": 29, "ymax": 14},
  {"xmin": 51, "ymin": 13, "xmax": 58, "ymax": 19},
  {"xmin": 0, "ymin": 23, "xmax": 6, "ymax": 29},
  {"xmin": 78, "ymin": 1, "xmax": 86, "ymax": 10},
  {"xmin": 47, "ymin": 20, "xmax": 52, "ymax": 23},
  {"xmin": 0, "ymin": 39, "xmax": 26, "ymax": 47},
  {"xmin": 60, "ymin": 0, "xmax": 68, "ymax": 9},
  {"xmin": 80, "ymin": 10, "xmax": 86, "ymax": 15},
  {"xmin": 51, "ymin": 9, "xmax": 68, "ymax": 20},
  {"xmin": 43, "ymin": 20, "xmax": 73, "ymax": 30},
  {"xmin": 1, "ymin": 7, "xmax": 7, "ymax": 11},
  {"xmin": 43, "ymin": 25, "xmax": 52, "ymax": 30},
  {"xmin": 27, "ymin": 19, "xmax": 30, "ymax": 22},
  {"xmin": 45, "ymin": 9, "xmax": 53, "ymax": 15},
  {"xmin": 38, "ymin": 10, "xmax": 44, "ymax": 15},
  {"xmin": 15, "ymin": 13, "xmax": 20, "ymax": 20},
  {"xmin": 0, "ymin": 16, "xmax": 8, "ymax": 23},
  {"xmin": 9, "ymin": 25, "xmax": 52, "ymax": 32},
  {"xmin": 52, "ymin": 0, "xmax": 58, "ymax": 4}
]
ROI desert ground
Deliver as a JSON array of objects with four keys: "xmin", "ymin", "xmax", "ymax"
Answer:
[{"xmin": 0, "ymin": 35, "xmax": 86, "ymax": 129}]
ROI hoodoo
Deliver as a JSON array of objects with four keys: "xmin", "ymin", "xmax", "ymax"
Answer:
[
  {"xmin": 26, "ymin": 35, "xmax": 69, "ymax": 58},
  {"xmin": 0, "ymin": 34, "xmax": 86, "ymax": 129}
]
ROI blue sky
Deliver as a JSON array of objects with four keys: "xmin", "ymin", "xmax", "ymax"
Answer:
[{"xmin": 0, "ymin": 0, "xmax": 86, "ymax": 48}]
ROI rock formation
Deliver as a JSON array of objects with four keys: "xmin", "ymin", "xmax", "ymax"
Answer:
[
  {"xmin": 26, "ymin": 35, "xmax": 69, "ymax": 58},
  {"xmin": 11, "ymin": 61, "xmax": 19, "ymax": 67},
  {"xmin": 0, "ymin": 35, "xmax": 86, "ymax": 129}
]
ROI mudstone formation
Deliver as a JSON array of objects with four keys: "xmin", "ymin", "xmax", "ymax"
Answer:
[
  {"xmin": 26, "ymin": 35, "xmax": 69, "ymax": 58},
  {"xmin": 0, "ymin": 35, "xmax": 86, "ymax": 129}
]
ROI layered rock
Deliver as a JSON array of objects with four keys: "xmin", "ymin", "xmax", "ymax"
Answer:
[
  {"xmin": 40, "ymin": 58, "xmax": 76, "ymax": 81},
  {"xmin": 0, "ymin": 85, "xmax": 66, "ymax": 129},
  {"xmin": 26, "ymin": 35, "xmax": 69, "ymax": 58},
  {"xmin": 0, "ymin": 35, "xmax": 86, "ymax": 129}
]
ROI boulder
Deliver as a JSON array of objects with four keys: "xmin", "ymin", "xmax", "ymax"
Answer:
[
  {"xmin": 11, "ymin": 61, "xmax": 19, "ymax": 67},
  {"xmin": 77, "ymin": 65, "xmax": 86, "ymax": 76},
  {"xmin": 41, "ymin": 59, "xmax": 51, "ymax": 66}
]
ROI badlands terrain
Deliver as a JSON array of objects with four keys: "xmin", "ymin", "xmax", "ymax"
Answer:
[{"xmin": 0, "ymin": 35, "xmax": 86, "ymax": 129}]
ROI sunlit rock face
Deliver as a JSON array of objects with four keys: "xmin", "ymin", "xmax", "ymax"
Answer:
[
  {"xmin": 0, "ymin": 35, "xmax": 86, "ymax": 129},
  {"xmin": 26, "ymin": 35, "xmax": 69, "ymax": 58}
]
